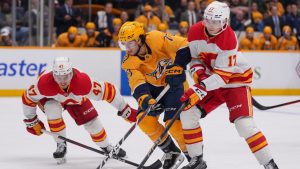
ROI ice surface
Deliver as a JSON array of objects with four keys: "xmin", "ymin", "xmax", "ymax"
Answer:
[{"xmin": 0, "ymin": 96, "xmax": 299, "ymax": 169}]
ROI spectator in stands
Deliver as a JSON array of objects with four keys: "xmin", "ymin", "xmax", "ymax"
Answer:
[
  {"xmin": 135, "ymin": 5, "xmax": 161, "ymax": 32},
  {"xmin": 0, "ymin": 1, "xmax": 28, "ymax": 46},
  {"xmin": 285, "ymin": 3, "xmax": 300, "ymax": 47},
  {"xmin": 120, "ymin": 11, "xmax": 129, "ymax": 24},
  {"xmin": 55, "ymin": 26, "xmax": 83, "ymax": 47},
  {"xmin": 174, "ymin": 0, "xmax": 188, "ymax": 23},
  {"xmin": 239, "ymin": 26, "xmax": 259, "ymax": 50},
  {"xmin": 0, "ymin": 2, "xmax": 13, "ymax": 28},
  {"xmin": 277, "ymin": 25, "xmax": 299, "ymax": 50},
  {"xmin": 95, "ymin": 2, "xmax": 115, "ymax": 35},
  {"xmin": 197, "ymin": 0, "xmax": 206, "ymax": 21},
  {"xmin": 96, "ymin": 28, "xmax": 112, "ymax": 48},
  {"xmin": 0, "ymin": 26, "xmax": 17, "ymax": 46},
  {"xmin": 231, "ymin": 10, "xmax": 246, "ymax": 31},
  {"xmin": 257, "ymin": 26, "xmax": 278, "ymax": 50},
  {"xmin": 152, "ymin": 0, "xmax": 175, "ymax": 23},
  {"xmin": 282, "ymin": 3, "xmax": 292, "ymax": 24},
  {"xmin": 180, "ymin": 0, "xmax": 197, "ymax": 27},
  {"xmin": 157, "ymin": 23, "xmax": 168, "ymax": 33},
  {"xmin": 23, "ymin": 0, "xmax": 49, "ymax": 46},
  {"xmin": 55, "ymin": 0, "xmax": 82, "ymax": 37},
  {"xmin": 264, "ymin": 5, "xmax": 284, "ymax": 38},
  {"xmin": 110, "ymin": 18, "xmax": 122, "ymax": 47},
  {"xmin": 250, "ymin": 1, "xmax": 264, "ymax": 32},
  {"xmin": 272, "ymin": 0, "xmax": 285, "ymax": 16},
  {"xmin": 81, "ymin": 22, "xmax": 100, "ymax": 47},
  {"xmin": 176, "ymin": 21, "xmax": 189, "ymax": 38}
]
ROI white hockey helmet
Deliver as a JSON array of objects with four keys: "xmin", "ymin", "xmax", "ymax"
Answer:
[
  {"xmin": 203, "ymin": 1, "xmax": 230, "ymax": 28},
  {"xmin": 53, "ymin": 57, "xmax": 73, "ymax": 76}
]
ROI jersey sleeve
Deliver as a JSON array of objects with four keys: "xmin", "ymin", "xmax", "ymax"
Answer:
[
  {"xmin": 86, "ymin": 78, "xmax": 127, "ymax": 111},
  {"xmin": 22, "ymin": 82, "xmax": 44, "ymax": 119}
]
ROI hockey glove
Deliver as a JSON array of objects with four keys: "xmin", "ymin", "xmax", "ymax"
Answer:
[
  {"xmin": 138, "ymin": 94, "xmax": 156, "ymax": 111},
  {"xmin": 23, "ymin": 115, "xmax": 45, "ymax": 136},
  {"xmin": 165, "ymin": 65, "xmax": 186, "ymax": 90},
  {"xmin": 117, "ymin": 104, "xmax": 137, "ymax": 123},
  {"xmin": 190, "ymin": 64, "xmax": 209, "ymax": 84},
  {"xmin": 180, "ymin": 83, "xmax": 207, "ymax": 110}
]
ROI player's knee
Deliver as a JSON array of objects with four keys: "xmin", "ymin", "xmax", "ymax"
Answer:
[
  {"xmin": 234, "ymin": 117, "xmax": 259, "ymax": 138},
  {"xmin": 167, "ymin": 120, "xmax": 183, "ymax": 138},
  {"xmin": 44, "ymin": 100, "xmax": 63, "ymax": 119},
  {"xmin": 138, "ymin": 115, "xmax": 160, "ymax": 133},
  {"xmin": 83, "ymin": 117, "xmax": 103, "ymax": 134},
  {"xmin": 180, "ymin": 107, "xmax": 202, "ymax": 129}
]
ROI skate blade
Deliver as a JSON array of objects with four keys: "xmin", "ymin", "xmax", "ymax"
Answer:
[
  {"xmin": 56, "ymin": 157, "xmax": 66, "ymax": 165},
  {"xmin": 170, "ymin": 154, "xmax": 185, "ymax": 169}
]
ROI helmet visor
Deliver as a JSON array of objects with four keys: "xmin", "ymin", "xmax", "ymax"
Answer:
[
  {"xmin": 204, "ymin": 19, "xmax": 223, "ymax": 29},
  {"xmin": 118, "ymin": 40, "xmax": 138, "ymax": 51},
  {"xmin": 53, "ymin": 72, "xmax": 73, "ymax": 88}
]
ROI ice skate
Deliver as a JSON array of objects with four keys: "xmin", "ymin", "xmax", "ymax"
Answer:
[
  {"xmin": 181, "ymin": 155, "xmax": 207, "ymax": 169},
  {"xmin": 101, "ymin": 145, "xmax": 127, "ymax": 158},
  {"xmin": 264, "ymin": 159, "xmax": 279, "ymax": 169},
  {"xmin": 162, "ymin": 151, "xmax": 185, "ymax": 169},
  {"xmin": 53, "ymin": 141, "xmax": 67, "ymax": 165}
]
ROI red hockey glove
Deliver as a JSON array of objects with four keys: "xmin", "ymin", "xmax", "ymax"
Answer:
[
  {"xmin": 190, "ymin": 64, "xmax": 209, "ymax": 84},
  {"xmin": 23, "ymin": 115, "xmax": 45, "ymax": 136},
  {"xmin": 118, "ymin": 104, "xmax": 137, "ymax": 123},
  {"xmin": 138, "ymin": 94, "xmax": 156, "ymax": 111},
  {"xmin": 180, "ymin": 83, "xmax": 207, "ymax": 110}
]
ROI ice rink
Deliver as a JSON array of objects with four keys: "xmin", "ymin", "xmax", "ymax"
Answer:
[{"xmin": 0, "ymin": 96, "xmax": 299, "ymax": 169}]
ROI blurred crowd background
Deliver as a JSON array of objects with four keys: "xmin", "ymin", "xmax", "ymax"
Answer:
[{"xmin": 0, "ymin": 0, "xmax": 299, "ymax": 50}]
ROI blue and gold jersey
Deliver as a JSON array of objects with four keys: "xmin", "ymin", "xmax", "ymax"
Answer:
[{"xmin": 121, "ymin": 30, "xmax": 188, "ymax": 94}]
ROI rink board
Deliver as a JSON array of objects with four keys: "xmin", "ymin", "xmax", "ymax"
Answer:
[{"xmin": 0, "ymin": 48, "xmax": 299, "ymax": 96}]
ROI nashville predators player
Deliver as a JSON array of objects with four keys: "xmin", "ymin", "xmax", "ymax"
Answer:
[{"xmin": 119, "ymin": 21, "xmax": 200, "ymax": 169}]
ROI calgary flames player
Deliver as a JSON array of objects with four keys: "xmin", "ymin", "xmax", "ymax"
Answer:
[
  {"xmin": 22, "ymin": 57, "xmax": 137, "ymax": 164},
  {"xmin": 172, "ymin": 1, "xmax": 279, "ymax": 169},
  {"xmin": 118, "ymin": 21, "xmax": 202, "ymax": 169}
]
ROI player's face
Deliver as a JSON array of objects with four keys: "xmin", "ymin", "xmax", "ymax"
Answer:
[
  {"xmin": 53, "ymin": 72, "xmax": 73, "ymax": 89},
  {"xmin": 204, "ymin": 19, "xmax": 223, "ymax": 35},
  {"xmin": 87, "ymin": 29, "xmax": 95, "ymax": 36},
  {"xmin": 68, "ymin": 33, "xmax": 76, "ymax": 41},
  {"xmin": 120, "ymin": 40, "xmax": 139, "ymax": 55}
]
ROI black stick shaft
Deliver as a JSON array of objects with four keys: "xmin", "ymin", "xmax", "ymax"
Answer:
[
  {"xmin": 252, "ymin": 97, "xmax": 300, "ymax": 110},
  {"xmin": 137, "ymin": 103, "xmax": 186, "ymax": 169}
]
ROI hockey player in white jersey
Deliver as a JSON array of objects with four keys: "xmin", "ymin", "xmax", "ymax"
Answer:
[
  {"xmin": 166, "ymin": 1, "xmax": 279, "ymax": 169},
  {"xmin": 22, "ymin": 57, "xmax": 137, "ymax": 164}
]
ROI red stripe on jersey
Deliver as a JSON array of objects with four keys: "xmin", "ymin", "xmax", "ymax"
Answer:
[{"xmin": 22, "ymin": 91, "xmax": 37, "ymax": 107}]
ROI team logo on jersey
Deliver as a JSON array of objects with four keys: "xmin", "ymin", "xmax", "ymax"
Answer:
[{"xmin": 146, "ymin": 59, "xmax": 172, "ymax": 80}]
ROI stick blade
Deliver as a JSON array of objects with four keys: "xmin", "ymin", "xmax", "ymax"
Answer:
[{"xmin": 143, "ymin": 159, "xmax": 162, "ymax": 169}]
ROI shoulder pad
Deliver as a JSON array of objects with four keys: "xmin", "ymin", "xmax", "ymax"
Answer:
[
  {"xmin": 69, "ymin": 68, "xmax": 92, "ymax": 95},
  {"xmin": 121, "ymin": 55, "xmax": 143, "ymax": 70},
  {"xmin": 37, "ymin": 72, "xmax": 61, "ymax": 96}
]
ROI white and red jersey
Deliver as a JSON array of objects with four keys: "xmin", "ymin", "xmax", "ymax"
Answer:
[
  {"xmin": 188, "ymin": 21, "xmax": 253, "ymax": 91},
  {"xmin": 22, "ymin": 68, "xmax": 125, "ymax": 119}
]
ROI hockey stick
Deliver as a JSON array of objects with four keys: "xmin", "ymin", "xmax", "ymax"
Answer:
[
  {"xmin": 252, "ymin": 97, "xmax": 300, "ymax": 110},
  {"xmin": 137, "ymin": 102, "xmax": 187, "ymax": 169},
  {"xmin": 96, "ymin": 85, "xmax": 170, "ymax": 169},
  {"xmin": 42, "ymin": 129, "xmax": 160, "ymax": 169}
]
